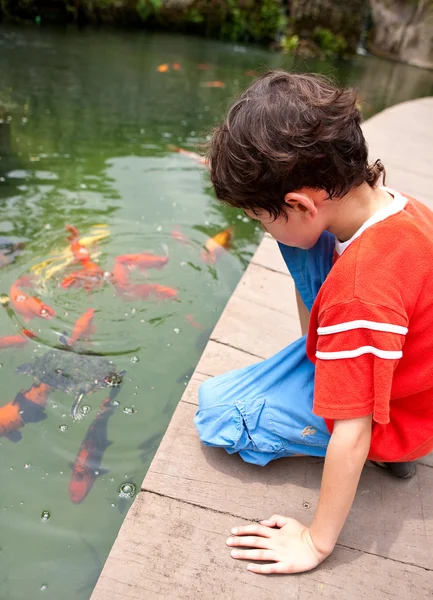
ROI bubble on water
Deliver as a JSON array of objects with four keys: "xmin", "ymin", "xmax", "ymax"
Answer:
[
  {"xmin": 0, "ymin": 177, "xmax": 4, "ymax": 183},
  {"xmin": 43, "ymin": 224, "xmax": 51, "ymax": 231},
  {"xmin": 118, "ymin": 482, "xmax": 136, "ymax": 499},
  {"xmin": 130, "ymin": 355, "xmax": 139, "ymax": 363},
  {"xmin": 0, "ymin": 364, "xmax": 2, "ymax": 369},
  {"xmin": 109, "ymin": 477, "xmax": 115, "ymax": 482},
  {"xmin": 131, "ymin": 308, "xmax": 136, "ymax": 314},
  {"xmin": 112, "ymin": 400, "xmax": 120, "ymax": 407},
  {"xmin": 111, "ymin": 503, "xmax": 116, "ymax": 508},
  {"xmin": 166, "ymin": 343, "xmax": 171, "ymax": 347},
  {"xmin": 173, "ymin": 328, "xmax": 180, "ymax": 334},
  {"xmin": 9, "ymin": 467, "xmax": 13, "ymax": 471},
  {"xmin": 40, "ymin": 584, "xmax": 48, "ymax": 591},
  {"xmin": 140, "ymin": 128, "xmax": 145, "ymax": 134},
  {"xmin": 80, "ymin": 183, "xmax": 87, "ymax": 189},
  {"xmin": 156, "ymin": 225, "xmax": 162, "ymax": 232},
  {"xmin": 80, "ymin": 405, "xmax": 91, "ymax": 415},
  {"xmin": 123, "ymin": 407, "xmax": 135, "ymax": 415},
  {"xmin": 41, "ymin": 510, "xmax": 50, "ymax": 522},
  {"xmin": 140, "ymin": 319, "xmax": 145, "ymax": 323},
  {"xmin": 94, "ymin": 470, "xmax": 99, "ymax": 476},
  {"xmin": 59, "ymin": 425, "xmax": 67, "ymax": 432},
  {"xmin": 236, "ymin": 214, "xmax": 243, "ymax": 220},
  {"xmin": 24, "ymin": 463, "xmax": 31, "ymax": 469},
  {"xmin": 22, "ymin": 117, "xmax": 28, "ymax": 124},
  {"xmin": 180, "ymin": 261, "xmax": 186, "ymax": 267}
]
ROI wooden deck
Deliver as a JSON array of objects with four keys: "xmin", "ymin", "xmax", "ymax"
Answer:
[{"xmin": 91, "ymin": 98, "xmax": 433, "ymax": 599}]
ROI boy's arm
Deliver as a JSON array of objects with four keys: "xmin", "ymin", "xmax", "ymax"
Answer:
[
  {"xmin": 226, "ymin": 414, "xmax": 372, "ymax": 573},
  {"xmin": 295, "ymin": 288, "xmax": 310, "ymax": 336}
]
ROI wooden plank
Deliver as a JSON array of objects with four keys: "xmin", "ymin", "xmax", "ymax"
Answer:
[
  {"xmin": 196, "ymin": 339, "xmax": 262, "ymax": 376},
  {"xmin": 210, "ymin": 295, "xmax": 301, "ymax": 359},
  {"xmin": 250, "ymin": 235, "xmax": 289, "ymax": 274},
  {"xmin": 236, "ymin": 262, "xmax": 298, "ymax": 315},
  {"xmin": 143, "ymin": 401, "xmax": 433, "ymax": 569},
  {"xmin": 180, "ymin": 372, "xmax": 209, "ymax": 407},
  {"xmin": 91, "ymin": 492, "xmax": 433, "ymax": 600}
]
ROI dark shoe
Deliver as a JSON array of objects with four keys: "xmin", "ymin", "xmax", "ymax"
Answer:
[{"xmin": 370, "ymin": 460, "xmax": 417, "ymax": 479}]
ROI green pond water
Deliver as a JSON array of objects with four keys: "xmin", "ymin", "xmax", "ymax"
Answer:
[{"xmin": 0, "ymin": 25, "xmax": 432, "ymax": 600}]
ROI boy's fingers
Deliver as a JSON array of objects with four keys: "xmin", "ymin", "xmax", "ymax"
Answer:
[
  {"xmin": 230, "ymin": 524, "xmax": 273, "ymax": 538},
  {"xmin": 230, "ymin": 549, "xmax": 276, "ymax": 561},
  {"xmin": 260, "ymin": 514, "xmax": 289, "ymax": 528},
  {"xmin": 246, "ymin": 561, "xmax": 288, "ymax": 574},
  {"xmin": 226, "ymin": 535, "xmax": 272, "ymax": 549}
]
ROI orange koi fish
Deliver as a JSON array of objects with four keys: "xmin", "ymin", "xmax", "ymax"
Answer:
[
  {"xmin": 65, "ymin": 224, "xmax": 80, "ymax": 241},
  {"xmin": 172, "ymin": 63, "xmax": 181, "ymax": 70},
  {"xmin": 201, "ymin": 227, "xmax": 234, "ymax": 263},
  {"xmin": 185, "ymin": 314, "xmax": 204, "ymax": 330},
  {"xmin": 201, "ymin": 81, "xmax": 226, "ymax": 88},
  {"xmin": 60, "ymin": 268, "xmax": 105, "ymax": 293},
  {"xmin": 9, "ymin": 277, "xmax": 56, "ymax": 321},
  {"xmin": 171, "ymin": 228, "xmax": 194, "ymax": 246},
  {"xmin": 168, "ymin": 145, "xmax": 208, "ymax": 166},
  {"xmin": 69, "ymin": 395, "xmax": 117, "ymax": 504},
  {"xmin": 116, "ymin": 253, "xmax": 169, "ymax": 271},
  {"xmin": 0, "ymin": 383, "xmax": 50, "ymax": 442},
  {"xmin": 245, "ymin": 70, "xmax": 259, "ymax": 77},
  {"xmin": 0, "ymin": 329, "xmax": 35, "ymax": 349},
  {"xmin": 128, "ymin": 282, "xmax": 177, "ymax": 301},
  {"xmin": 157, "ymin": 63, "xmax": 170, "ymax": 73},
  {"xmin": 69, "ymin": 308, "xmax": 95, "ymax": 347},
  {"xmin": 112, "ymin": 259, "xmax": 130, "ymax": 290}
]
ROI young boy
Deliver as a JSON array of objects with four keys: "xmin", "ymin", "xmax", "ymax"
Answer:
[{"xmin": 194, "ymin": 70, "xmax": 433, "ymax": 574}]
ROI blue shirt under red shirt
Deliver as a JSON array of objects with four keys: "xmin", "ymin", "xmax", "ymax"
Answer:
[{"xmin": 307, "ymin": 189, "xmax": 433, "ymax": 461}]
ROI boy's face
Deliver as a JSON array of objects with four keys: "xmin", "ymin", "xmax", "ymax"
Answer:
[{"xmin": 244, "ymin": 206, "xmax": 326, "ymax": 250}]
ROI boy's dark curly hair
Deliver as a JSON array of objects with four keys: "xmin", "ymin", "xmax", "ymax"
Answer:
[{"xmin": 208, "ymin": 70, "xmax": 385, "ymax": 219}]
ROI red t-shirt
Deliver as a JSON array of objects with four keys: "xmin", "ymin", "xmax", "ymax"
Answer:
[{"xmin": 306, "ymin": 189, "xmax": 433, "ymax": 462}]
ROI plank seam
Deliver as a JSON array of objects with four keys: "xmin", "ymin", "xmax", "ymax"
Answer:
[
  {"xmin": 207, "ymin": 338, "xmax": 265, "ymax": 360},
  {"xmin": 138, "ymin": 489, "xmax": 433, "ymax": 572},
  {"xmin": 250, "ymin": 260, "xmax": 290, "ymax": 276}
]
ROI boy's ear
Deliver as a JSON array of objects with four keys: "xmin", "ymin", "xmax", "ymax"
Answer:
[{"xmin": 284, "ymin": 192, "xmax": 318, "ymax": 217}]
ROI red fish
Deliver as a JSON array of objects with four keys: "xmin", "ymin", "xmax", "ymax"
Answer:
[
  {"xmin": 0, "ymin": 329, "xmax": 35, "ymax": 349},
  {"xmin": 245, "ymin": 70, "xmax": 259, "ymax": 77},
  {"xmin": 115, "ymin": 253, "xmax": 168, "ymax": 271},
  {"xmin": 201, "ymin": 81, "xmax": 226, "ymax": 88},
  {"xmin": 9, "ymin": 277, "xmax": 56, "ymax": 321},
  {"xmin": 172, "ymin": 63, "xmax": 181, "ymax": 70},
  {"xmin": 201, "ymin": 227, "xmax": 234, "ymax": 264},
  {"xmin": 111, "ymin": 259, "xmax": 131, "ymax": 295},
  {"xmin": 69, "ymin": 395, "xmax": 117, "ymax": 504},
  {"xmin": 128, "ymin": 282, "xmax": 177, "ymax": 301},
  {"xmin": 65, "ymin": 224, "xmax": 80, "ymax": 241},
  {"xmin": 171, "ymin": 228, "xmax": 194, "ymax": 246},
  {"xmin": 185, "ymin": 314, "xmax": 204, "ymax": 330},
  {"xmin": 0, "ymin": 383, "xmax": 50, "ymax": 443},
  {"xmin": 60, "ymin": 268, "xmax": 105, "ymax": 293},
  {"xmin": 168, "ymin": 144, "xmax": 208, "ymax": 166},
  {"xmin": 69, "ymin": 308, "xmax": 95, "ymax": 346}
]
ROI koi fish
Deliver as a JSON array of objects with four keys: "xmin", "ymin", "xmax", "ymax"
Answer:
[
  {"xmin": 68, "ymin": 394, "xmax": 118, "ymax": 504},
  {"xmin": 201, "ymin": 81, "xmax": 226, "ymax": 88},
  {"xmin": 168, "ymin": 145, "xmax": 208, "ymax": 166},
  {"xmin": 245, "ymin": 70, "xmax": 259, "ymax": 77},
  {"xmin": 201, "ymin": 227, "xmax": 234, "ymax": 263},
  {"xmin": 171, "ymin": 228, "xmax": 194, "ymax": 246},
  {"xmin": 9, "ymin": 277, "xmax": 56, "ymax": 321},
  {"xmin": 0, "ymin": 329, "xmax": 35, "ymax": 349},
  {"xmin": 197, "ymin": 64, "xmax": 210, "ymax": 70},
  {"xmin": 157, "ymin": 63, "xmax": 170, "ymax": 73},
  {"xmin": 184, "ymin": 314, "xmax": 204, "ymax": 330},
  {"xmin": 115, "ymin": 253, "xmax": 169, "ymax": 271},
  {"xmin": 127, "ymin": 282, "xmax": 177, "ymax": 301},
  {"xmin": 0, "ymin": 383, "xmax": 50, "ymax": 442},
  {"xmin": 65, "ymin": 224, "xmax": 80, "ymax": 241},
  {"xmin": 172, "ymin": 63, "xmax": 181, "ymax": 70},
  {"xmin": 69, "ymin": 308, "xmax": 95, "ymax": 347}
]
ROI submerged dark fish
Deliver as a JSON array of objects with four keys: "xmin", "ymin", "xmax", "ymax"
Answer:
[{"xmin": 69, "ymin": 389, "xmax": 120, "ymax": 504}]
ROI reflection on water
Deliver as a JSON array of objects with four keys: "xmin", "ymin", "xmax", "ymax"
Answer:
[{"xmin": 0, "ymin": 25, "xmax": 432, "ymax": 600}]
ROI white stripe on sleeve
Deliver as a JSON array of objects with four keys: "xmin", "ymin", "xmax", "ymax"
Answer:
[
  {"xmin": 316, "ymin": 346, "xmax": 402, "ymax": 360},
  {"xmin": 317, "ymin": 320, "xmax": 407, "ymax": 336}
]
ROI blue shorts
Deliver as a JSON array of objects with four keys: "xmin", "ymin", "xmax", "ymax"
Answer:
[{"xmin": 194, "ymin": 232, "xmax": 335, "ymax": 466}]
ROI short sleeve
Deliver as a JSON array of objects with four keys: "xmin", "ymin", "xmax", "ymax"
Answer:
[{"xmin": 312, "ymin": 298, "xmax": 408, "ymax": 424}]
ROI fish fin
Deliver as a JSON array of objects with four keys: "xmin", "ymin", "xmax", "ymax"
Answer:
[
  {"xmin": 18, "ymin": 398, "xmax": 47, "ymax": 424},
  {"xmin": 5, "ymin": 430, "xmax": 22, "ymax": 443}
]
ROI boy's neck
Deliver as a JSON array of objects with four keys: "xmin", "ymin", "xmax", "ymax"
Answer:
[{"xmin": 327, "ymin": 183, "xmax": 394, "ymax": 243}]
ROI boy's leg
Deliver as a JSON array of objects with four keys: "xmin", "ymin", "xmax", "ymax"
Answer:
[{"xmin": 195, "ymin": 233, "xmax": 336, "ymax": 466}]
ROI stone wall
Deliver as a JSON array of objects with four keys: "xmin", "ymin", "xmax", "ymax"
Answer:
[{"xmin": 369, "ymin": 0, "xmax": 433, "ymax": 69}]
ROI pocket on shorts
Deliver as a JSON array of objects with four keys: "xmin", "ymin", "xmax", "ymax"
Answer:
[{"xmin": 234, "ymin": 396, "xmax": 290, "ymax": 454}]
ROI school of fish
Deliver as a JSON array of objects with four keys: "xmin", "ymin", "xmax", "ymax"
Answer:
[{"xmin": 0, "ymin": 221, "xmax": 234, "ymax": 503}]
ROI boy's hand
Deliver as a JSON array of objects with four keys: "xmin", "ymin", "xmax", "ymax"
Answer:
[{"xmin": 226, "ymin": 514, "xmax": 331, "ymax": 574}]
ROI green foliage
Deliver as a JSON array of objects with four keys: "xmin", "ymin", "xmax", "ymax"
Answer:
[
  {"xmin": 312, "ymin": 26, "xmax": 347, "ymax": 58},
  {"xmin": 280, "ymin": 33, "xmax": 299, "ymax": 54},
  {"xmin": 137, "ymin": 0, "xmax": 163, "ymax": 22}
]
